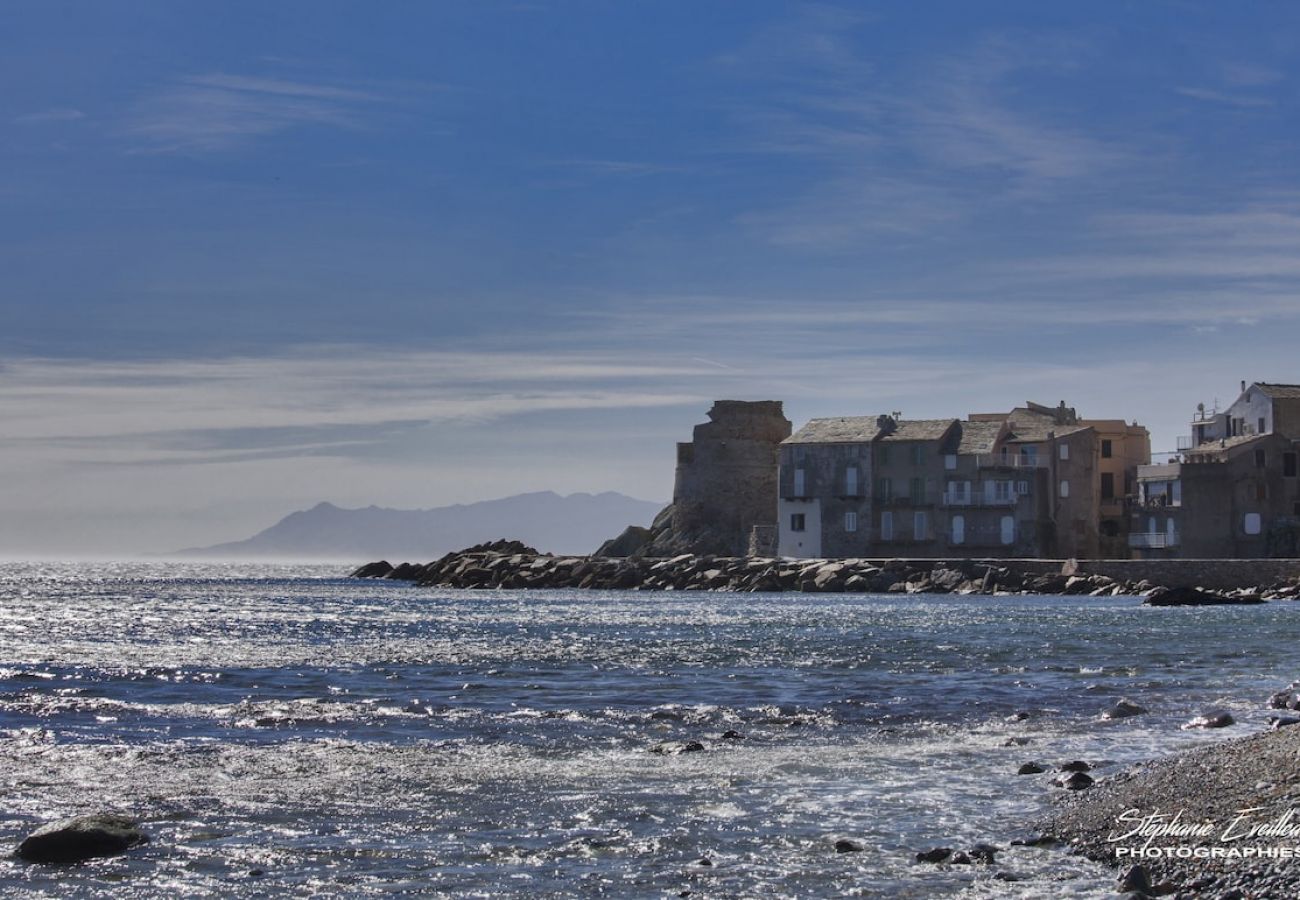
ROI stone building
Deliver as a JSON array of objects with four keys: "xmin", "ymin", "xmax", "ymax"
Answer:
[
  {"xmin": 1132, "ymin": 381, "xmax": 1300, "ymax": 558},
  {"xmin": 779, "ymin": 400, "xmax": 1146, "ymax": 560}
]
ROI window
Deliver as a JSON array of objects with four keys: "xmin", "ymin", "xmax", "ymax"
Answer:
[
  {"xmin": 1017, "ymin": 480, "xmax": 1029, "ymax": 495},
  {"xmin": 910, "ymin": 477, "xmax": 925, "ymax": 502},
  {"xmin": 1000, "ymin": 516, "xmax": 1015, "ymax": 545},
  {"xmin": 912, "ymin": 445, "xmax": 925, "ymax": 466},
  {"xmin": 876, "ymin": 477, "xmax": 892, "ymax": 501},
  {"xmin": 794, "ymin": 468, "xmax": 806, "ymax": 497},
  {"xmin": 1260, "ymin": 417, "xmax": 1267, "ymax": 434},
  {"xmin": 1059, "ymin": 443, "xmax": 1070, "ymax": 461},
  {"xmin": 1101, "ymin": 439, "xmax": 1113, "ymax": 459},
  {"xmin": 844, "ymin": 511, "xmax": 858, "ymax": 532},
  {"xmin": 790, "ymin": 513, "xmax": 806, "ymax": 532},
  {"xmin": 948, "ymin": 480, "xmax": 970, "ymax": 504},
  {"xmin": 1285, "ymin": 452, "xmax": 1298, "ymax": 478},
  {"xmin": 1059, "ymin": 480, "xmax": 1070, "ymax": 498},
  {"xmin": 845, "ymin": 466, "xmax": 859, "ymax": 497},
  {"xmin": 1101, "ymin": 472, "xmax": 1115, "ymax": 500},
  {"xmin": 1167, "ymin": 518, "xmax": 1177, "ymax": 542},
  {"xmin": 880, "ymin": 511, "xmax": 894, "ymax": 541},
  {"xmin": 944, "ymin": 453, "xmax": 957, "ymax": 471},
  {"xmin": 914, "ymin": 511, "xmax": 928, "ymax": 540},
  {"xmin": 877, "ymin": 445, "xmax": 891, "ymax": 466},
  {"xmin": 1256, "ymin": 482, "xmax": 1268, "ymax": 501},
  {"xmin": 994, "ymin": 480, "xmax": 1012, "ymax": 502},
  {"xmin": 951, "ymin": 515, "xmax": 965, "ymax": 544},
  {"xmin": 1256, "ymin": 449, "xmax": 1267, "ymax": 469},
  {"xmin": 1244, "ymin": 512, "xmax": 1262, "ymax": 535}
]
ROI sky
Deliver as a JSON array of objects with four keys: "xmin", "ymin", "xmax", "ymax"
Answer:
[{"xmin": 4, "ymin": 1, "xmax": 1300, "ymax": 556}]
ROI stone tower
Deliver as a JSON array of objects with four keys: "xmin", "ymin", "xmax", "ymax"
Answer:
[{"xmin": 670, "ymin": 400, "xmax": 792, "ymax": 556}]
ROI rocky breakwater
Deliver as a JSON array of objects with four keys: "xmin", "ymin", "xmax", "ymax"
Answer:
[{"xmin": 350, "ymin": 543, "xmax": 1296, "ymax": 599}]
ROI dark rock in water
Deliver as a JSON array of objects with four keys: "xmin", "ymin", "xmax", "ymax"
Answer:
[
  {"xmin": 1059, "ymin": 760, "xmax": 1091, "ymax": 773},
  {"xmin": 1268, "ymin": 689, "xmax": 1298, "ymax": 709},
  {"xmin": 915, "ymin": 847, "xmax": 953, "ymax": 863},
  {"xmin": 1017, "ymin": 763, "xmax": 1045, "ymax": 775},
  {"xmin": 992, "ymin": 871, "xmax": 1021, "ymax": 882},
  {"xmin": 350, "ymin": 560, "xmax": 393, "ymax": 578},
  {"xmin": 1056, "ymin": 771, "xmax": 1094, "ymax": 790},
  {"xmin": 695, "ymin": 857, "xmax": 712, "ymax": 867},
  {"xmin": 17, "ymin": 813, "xmax": 149, "ymax": 863},
  {"xmin": 1005, "ymin": 711, "xmax": 1031, "ymax": 722},
  {"xmin": 834, "ymin": 839, "xmax": 864, "ymax": 853},
  {"xmin": 720, "ymin": 729, "xmax": 744, "ymax": 741},
  {"xmin": 1182, "ymin": 709, "xmax": 1235, "ymax": 729},
  {"xmin": 1270, "ymin": 715, "xmax": 1300, "ymax": 730},
  {"xmin": 1010, "ymin": 835, "xmax": 1058, "ymax": 847},
  {"xmin": 1102, "ymin": 698, "xmax": 1147, "ymax": 719},
  {"xmin": 650, "ymin": 740, "xmax": 704, "ymax": 755},
  {"xmin": 948, "ymin": 851, "xmax": 972, "ymax": 865},
  {"xmin": 1117, "ymin": 863, "xmax": 1151, "ymax": 894},
  {"xmin": 1144, "ymin": 586, "xmax": 1261, "ymax": 606},
  {"xmin": 968, "ymin": 843, "xmax": 999, "ymax": 864}
]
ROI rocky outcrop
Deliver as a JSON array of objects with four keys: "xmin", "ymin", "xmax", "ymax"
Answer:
[
  {"xmin": 352, "ymin": 545, "xmax": 1300, "ymax": 598},
  {"xmin": 17, "ymin": 814, "xmax": 149, "ymax": 864}
]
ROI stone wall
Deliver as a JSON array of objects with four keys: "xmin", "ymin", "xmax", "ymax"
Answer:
[{"xmin": 671, "ymin": 400, "xmax": 792, "ymax": 556}]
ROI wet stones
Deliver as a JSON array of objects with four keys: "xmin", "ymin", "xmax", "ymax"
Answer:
[
  {"xmin": 914, "ymin": 843, "xmax": 998, "ymax": 865},
  {"xmin": 1055, "ymin": 771, "xmax": 1094, "ymax": 791},
  {"xmin": 650, "ymin": 740, "xmax": 705, "ymax": 755},
  {"xmin": 1182, "ymin": 709, "xmax": 1235, "ymax": 730},
  {"xmin": 1017, "ymin": 762, "xmax": 1046, "ymax": 775},
  {"xmin": 17, "ymin": 813, "xmax": 149, "ymax": 864},
  {"xmin": 1102, "ymin": 698, "xmax": 1147, "ymax": 720},
  {"xmin": 833, "ymin": 839, "xmax": 864, "ymax": 853}
]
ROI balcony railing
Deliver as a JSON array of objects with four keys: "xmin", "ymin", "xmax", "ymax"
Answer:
[
  {"xmin": 976, "ymin": 454, "xmax": 1048, "ymax": 469},
  {"xmin": 941, "ymin": 492, "xmax": 1016, "ymax": 507},
  {"xmin": 1129, "ymin": 532, "xmax": 1178, "ymax": 549},
  {"xmin": 1175, "ymin": 436, "xmax": 1195, "ymax": 451}
]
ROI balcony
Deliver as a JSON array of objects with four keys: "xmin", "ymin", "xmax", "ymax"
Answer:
[
  {"xmin": 941, "ymin": 492, "xmax": 1016, "ymax": 507},
  {"xmin": 1129, "ymin": 532, "xmax": 1178, "ymax": 549},
  {"xmin": 976, "ymin": 454, "xmax": 1048, "ymax": 469}
]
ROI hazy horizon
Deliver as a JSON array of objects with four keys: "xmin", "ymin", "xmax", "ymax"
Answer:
[{"xmin": 5, "ymin": 2, "xmax": 1300, "ymax": 555}]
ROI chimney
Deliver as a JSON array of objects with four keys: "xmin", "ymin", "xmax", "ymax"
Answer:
[{"xmin": 1241, "ymin": 380, "xmax": 1247, "ymax": 394}]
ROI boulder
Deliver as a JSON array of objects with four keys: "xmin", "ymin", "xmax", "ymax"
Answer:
[
  {"xmin": 650, "ymin": 741, "xmax": 705, "ymax": 755},
  {"xmin": 17, "ymin": 813, "xmax": 148, "ymax": 864},
  {"xmin": 1182, "ymin": 709, "xmax": 1235, "ymax": 729},
  {"xmin": 595, "ymin": 525, "xmax": 653, "ymax": 558},
  {"xmin": 1017, "ymin": 763, "xmax": 1045, "ymax": 775},
  {"xmin": 1144, "ymin": 586, "xmax": 1262, "ymax": 606},
  {"xmin": 833, "ymin": 839, "xmax": 864, "ymax": 853},
  {"xmin": 915, "ymin": 847, "xmax": 952, "ymax": 863},
  {"xmin": 350, "ymin": 560, "xmax": 393, "ymax": 578},
  {"xmin": 1102, "ymin": 698, "xmax": 1146, "ymax": 720},
  {"xmin": 1055, "ymin": 771, "xmax": 1094, "ymax": 791}
]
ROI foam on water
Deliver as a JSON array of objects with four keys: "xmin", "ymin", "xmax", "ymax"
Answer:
[{"xmin": 0, "ymin": 562, "xmax": 1297, "ymax": 897}]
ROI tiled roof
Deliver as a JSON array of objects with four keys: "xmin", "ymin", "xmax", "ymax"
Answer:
[
  {"xmin": 1005, "ymin": 422, "xmax": 1091, "ymax": 443},
  {"xmin": 876, "ymin": 418, "xmax": 959, "ymax": 442},
  {"xmin": 1183, "ymin": 433, "xmax": 1266, "ymax": 459},
  {"xmin": 955, "ymin": 420, "xmax": 1004, "ymax": 455},
  {"xmin": 1255, "ymin": 383, "xmax": 1300, "ymax": 399},
  {"xmin": 784, "ymin": 416, "xmax": 887, "ymax": 444}
]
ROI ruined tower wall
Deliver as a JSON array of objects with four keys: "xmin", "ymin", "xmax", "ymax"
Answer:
[{"xmin": 670, "ymin": 400, "xmax": 792, "ymax": 556}]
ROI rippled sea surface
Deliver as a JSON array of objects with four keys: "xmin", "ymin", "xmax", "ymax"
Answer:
[{"xmin": 1, "ymin": 562, "xmax": 1298, "ymax": 898}]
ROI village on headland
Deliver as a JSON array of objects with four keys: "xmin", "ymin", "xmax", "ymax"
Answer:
[{"xmin": 355, "ymin": 379, "xmax": 1300, "ymax": 601}]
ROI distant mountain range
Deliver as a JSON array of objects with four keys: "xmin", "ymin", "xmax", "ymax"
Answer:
[{"xmin": 174, "ymin": 491, "xmax": 664, "ymax": 561}]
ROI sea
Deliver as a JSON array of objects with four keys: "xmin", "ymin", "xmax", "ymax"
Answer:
[{"xmin": 0, "ymin": 561, "xmax": 1295, "ymax": 898}]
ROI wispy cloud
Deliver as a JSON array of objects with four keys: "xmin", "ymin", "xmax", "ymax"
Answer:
[
  {"xmin": 1175, "ymin": 87, "xmax": 1273, "ymax": 108},
  {"xmin": 13, "ymin": 107, "xmax": 86, "ymax": 125},
  {"xmin": 125, "ymin": 72, "xmax": 384, "ymax": 152}
]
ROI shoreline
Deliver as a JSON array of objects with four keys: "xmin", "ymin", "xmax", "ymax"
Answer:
[
  {"xmin": 1043, "ymin": 715, "xmax": 1300, "ymax": 898},
  {"xmin": 351, "ymin": 542, "xmax": 1298, "ymax": 601}
]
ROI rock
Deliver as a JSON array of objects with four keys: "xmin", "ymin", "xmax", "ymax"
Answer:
[
  {"xmin": 650, "ymin": 740, "xmax": 705, "ymax": 755},
  {"xmin": 1182, "ymin": 709, "xmax": 1235, "ymax": 729},
  {"xmin": 17, "ymin": 813, "xmax": 149, "ymax": 863},
  {"xmin": 1055, "ymin": 771, "xmax": 1094, "ymax": 790},
  {"xmin": 695, "ymin": 857, "xmax": 712, "ymax": 867},
  {"xmin": 1010, "ymin": 835, "xmax": 1058, "ymax": 847},
  {"xmin": 1144, "ymin": 586, "xmax": 1262, "ymax": 606},
  {"xmin": 833, "ymin": 839, "xmax": 864, "ymax": 853},
  {"xmin": 1103, "ymin": 699, "xmax": 1147, "ymax": 719},
  {"xmin": 948, "ymin": 851, "xmax": 972, "ymax": 865},
  {"xmin": 967, "ymin": 843, "xmax": 998, "ymax": 864},
  {"xmin": 720, "ymin": 729, "xmax": 744, "ymax": 741},
  {"xmin": 1269, "ymin": 689, "xmax": 1300, "ymax": 709},
  {"xmin": 992, "ymin": 871, "xmax": 1021, "ymax": 881},
  {"xmin": 1017, "ymin": 763, "xmax": 1045, "ymax": 775},
  {"xmin": 350, "ymin": 560, "xmax": 393, "ymax": 578},
  {"xmin": 1059, "ymin": 760, "xmax": 1091, "ymax": 772},
  {"xmin": 595, "ymin": 525, "xmax": 653, "ymax": 558},
  {"xmin": 1270, "ymin": 715, "xmax": 1300, "ymax": 730},
  {"xmin": 915, "ymin": 847, "xmax": 952, "ymax": 863},
  {"xmin": 1117, "ymin": 863, "xmax": 1152, "ymax": 894}
]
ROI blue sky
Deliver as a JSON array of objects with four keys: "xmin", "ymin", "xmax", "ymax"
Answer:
[{"xmin": 4, "ymin": 2, "xmax": 1300, "ymax": 554}]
